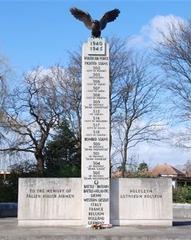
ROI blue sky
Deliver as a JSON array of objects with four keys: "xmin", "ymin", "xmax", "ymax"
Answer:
[
  {"xmin": 1, "ymin": 0, "xmax": 191, "ymax": 167},
  {"xmin": 0, "ymin": 0, "xmax": 191, "ymax": 73}
]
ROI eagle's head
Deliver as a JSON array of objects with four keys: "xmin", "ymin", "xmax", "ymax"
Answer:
[{"xmin": 92, "ymin": 20, "xmax": 100, "ymax": 29}]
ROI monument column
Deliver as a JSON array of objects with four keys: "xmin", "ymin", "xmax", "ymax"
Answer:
[{"xmin": 82, "ymin": 37, "xmax": 110, "ymax": 226}]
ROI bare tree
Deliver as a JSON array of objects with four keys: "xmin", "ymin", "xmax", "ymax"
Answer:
[
  {"xmin": 0, "ymin": 56, "xmax": 10, "ymax": 140},
  {"xmin": 111, "ymin": 54, "xmax": 161, "ymax": 176},
  {"xmin": 0, "ymin": 76, "xmax": 6, "ymax": 109},
  {"xmin": 154, "ymin": 20, "xmax": 191, "ymax": 148},
  {"xmin": 109, "ymin": 37, "xmax": 130, "ymax": 116},
  {"xmin": 65, "ymin": 38, "xmax": 132, "ymax": 174},
  {"xmin": 66, "ymin": 37, "xmax": 162, "ymax": 176},
  {"xmin": 58, "ymin": 53, "xmax": 82, "ymax": 147},
  {"xmin": 183, "ymin": 160, "xmax": 191, "ymax": 177},
  {"xmin": 0, "ymin": 67, "xmax": 65, "ymax": 173},
  {"xmin": 65, "ymin": 37, "xmax": 130, "ymax": 141},
  {"xmin": 0, "ymin": 76, "xmax": 6, "ymax": 126},
  {"xmin": 0, "ymin": 83, "xmax": 6, "ymax": 141},
  {"xmin": 0, "ymin": 38, "xmax": 163, "ymax": 175},
  {"xmin": 0, "ymin": 56, "xmax": 9, "ymax": 113}
]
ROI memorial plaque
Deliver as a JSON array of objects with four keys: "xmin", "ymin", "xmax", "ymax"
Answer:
[
  {"xmin": 18, "ymin": 178, "xmax": 82, "ymax": 226},
  {"xmin": 111, "ymin": 178, "xmax": 172, "ymax": 226},
  {"xmin": 82, "ymin": 38, "xmax": 110, "ymax": 226}
]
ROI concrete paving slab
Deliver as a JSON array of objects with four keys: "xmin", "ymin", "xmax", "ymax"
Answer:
[{"xmin": 0, "ymin": 218, "xmax": 191, "ymax": 240}]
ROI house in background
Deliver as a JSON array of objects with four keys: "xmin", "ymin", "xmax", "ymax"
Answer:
[{"xmin": 151, "ymin": 163, "xmax": 191, "ymax": 187}]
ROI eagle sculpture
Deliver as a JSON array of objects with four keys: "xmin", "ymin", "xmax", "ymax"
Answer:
[{"xmin": 70, "ymin": 7, "xmax": 120, "ymax": 38}]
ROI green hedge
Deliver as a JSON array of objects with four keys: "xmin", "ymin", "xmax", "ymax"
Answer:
[{"xmin": 173, "ymin": 186, "xmax": 191, "ymax": 203}]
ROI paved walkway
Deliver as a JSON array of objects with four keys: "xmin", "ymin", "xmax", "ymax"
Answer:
[{"xmin": 0, "ymin": 218, "xmax": 191, "ymax": 240}]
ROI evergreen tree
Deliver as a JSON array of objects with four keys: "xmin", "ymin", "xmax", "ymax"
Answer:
[
  {"xmin": 138, "ymin": 162, "xmax": 148, "ymax": 172},
  {"xmin": 44, "ymin": 120, "xmax": 81, "ymax": 177}
]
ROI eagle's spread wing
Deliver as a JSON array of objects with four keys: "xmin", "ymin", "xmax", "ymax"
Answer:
[
  {"xmin": 70, "ymin": 7, "xmax": 93, "ymax": 29},
  {"xmin": 100, "ymin": 9, "xmax": 120, "ymax": 30}
]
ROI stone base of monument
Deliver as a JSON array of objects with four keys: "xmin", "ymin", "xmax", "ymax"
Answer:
[
  {"xmin": 110, "ymin": 178, "xmax": 172, "ymax": 226},
  {"xmin": 18, "ymin": 178, "xmax": 82, "ymax": 226},
  {"xmin": 18, "ymin": 178, "xmax": 172, "ymax": 226}
]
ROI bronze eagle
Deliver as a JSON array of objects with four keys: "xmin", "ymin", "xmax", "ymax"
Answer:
[{"xmin": 70, "ymin": 7, "xmax": 120, "ymax": 38}]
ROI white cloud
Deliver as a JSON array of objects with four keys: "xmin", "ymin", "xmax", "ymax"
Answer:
[{"xmin": 128, "ymin": 15, "xmax": 188, "ymax": 49}]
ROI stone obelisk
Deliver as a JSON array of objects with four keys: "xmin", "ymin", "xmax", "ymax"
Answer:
[{"xmin": 82, "ymin": 38, "xmax": 110, "ymax": 226}]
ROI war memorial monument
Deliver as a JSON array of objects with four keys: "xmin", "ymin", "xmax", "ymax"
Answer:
[{"xmin": 18, "ymin": 7, "xmax": 172, "ymax": 227}]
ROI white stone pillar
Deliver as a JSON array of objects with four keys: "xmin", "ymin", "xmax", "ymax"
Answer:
[{"xmin": 82, "ymin": 38, "xmax": 110, "ymax": 226}]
